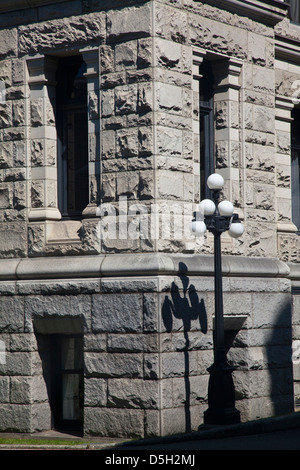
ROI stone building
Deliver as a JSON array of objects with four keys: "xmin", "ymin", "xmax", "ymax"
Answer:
[{"xmin": 0, "ymin": 0, "xmax": 299, "ymax": 438}]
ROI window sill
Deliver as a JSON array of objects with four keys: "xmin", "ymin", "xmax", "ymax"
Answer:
[{"xmin": 46, "ymin": 219, "xmax": 82, "ymax": 244}]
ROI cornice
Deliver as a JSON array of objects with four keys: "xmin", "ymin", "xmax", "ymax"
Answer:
[
  {"xmin": 0, "ymin": 0, "xmax": 69, "ymax": 13},
  {"xmin": 194, "ymin": 0, "xmax": 288, "ymax": 26},
  {"xmin": 0, "ymin": 0, "xmax": 288, "ymax": 25},
  {"xmin": 275, "ymin": 33, "xmax": 300, "ymax": 63}
]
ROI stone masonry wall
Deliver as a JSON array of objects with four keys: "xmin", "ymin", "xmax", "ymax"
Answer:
[
  {"xmin": 0, "ymin": 0, "xmax": 297, "ymax": 260},
  {"xmin": 0, "ymin": 254, "xmax": 294, "ymax": 436},
  {"xmin": 0, "ymin": 0, "xmax": 297, "ymax": 438}
]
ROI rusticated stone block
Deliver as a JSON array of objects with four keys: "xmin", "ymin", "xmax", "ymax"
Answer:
[
  {"xmin": 30, "ymin": 99, "xmax": 43, "ymax": 127},
  {"xmin": 0, "ymin": 297, "xmax": 24, "ymax": 333},
  {"xmin": 10, "ymin": 333, "xmax": 37, "ymax": 352},
  {"xmin": 156, "ymin": 126, "xmax": 183, "ymax": 157},
  {"xmin": 116, "ymin": 128, "xmax": 139, "ymax": 157},
  {"xmin": 252, "ymin": 293, "xmax": 291, "ymax": 329},
  {"xmin": 0, "ymin": 102, "xmax": 12, "ymax": 128},
  {"xmin": 31, "ymin": 403, "xmax": 52, "ymax": 432},
  {"xmin": 0, "ymin": 186, "xmax": 10, "ymax": 209},
  {"xmin": 155, "ymin": 3, "xmax": 188, "ymax": 44},
  {"xmin": 84, "ymin": 377, "xmax": 107, "ymax": 407},
  {"xmin": 116, "ymin": 170, "xmax": 140, "ymax": 198},
  {"xmin": 276, "ymin": 130, "xmax": 290, "ymax": 154},
  {"xmin": 12, "ymin": 100, "xmax": 25, "ymax": 126},
  {"xmin": 84, "ymin": 407, "xmax": 144, "ymax": 437},
  {"xmin": 0, "ymin": 59, "xmax": 11, "ymax": 85},
  {"xmin": 0, "ymin": 352, "xmax": 33, "ymax": 376},
  {"xmin": 0, "ymin": 142, "xmax": 12, "ymax": 168},
  {"xmin": 0, "ymin": 377, "xmax": 9, "ymax": 403},
  {"xmin": 0, "ymin": 28, "xmax": 17, "ymax": 58},
  {"xmin": 107, "ymin": 378, "xmax": 159, "ymax": 409},
  {"xmin": 10, "ymin": 377, "xmax": 32, "ymax": 404},
  {"xmin": 85, "ymin": 352, "xmax": 143, "ymax": 378},
  {"xmin": 25, "ymin": 294, "xmax": 91, "ymax": 322},
  {"xmin": 31, "ymin": 180, "xmax": 44, "ymax": 207},
  {"xmin": 92, "ymin": 293, "xmax": 143, "ymax": 333},
  {"xmin": 115, "ymin": 41, "xmax": 137, "ymax": 70},
  {"xmin": 137, "ymin": 84, "xmax": 153, "ymax": 114},
  {"xmin": 138, "ymin": 38, "xmax": 152, "ymax": 68},
  {"xmin": 253, "ymin": 105, "xmax": 274, "ymax": 133},
  {"xmin": 19, "ymin": 13, "xmax": 105, "ymax": 55},
  {"xmin": 156, "ymin": 82, "xmax": 182, "ymax": 114},
  {"xmin": 115, "ymin": 85, "xmax": 138, "ymax": 115},
  {"xmin": 100, "ymin": 45, "xmax": 114, "ymax": 74},
  {"xmin": 107, "ymin": 4, "xmax": 151, "ymax": 42},
  {"xmin": 107, "ymin": 333, "xmax": 158, "ymax": 353},
  {"xmin": 0, "ymin": 404, "xmax": 31, "ymax": 432}
]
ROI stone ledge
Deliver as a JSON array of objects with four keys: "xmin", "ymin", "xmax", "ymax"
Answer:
[
  {"xmin": 0, "ymin": 253, "xmax": 291, "ymax": 281},
  {"xmin": 288, "ymin": 263, "xmax": 300, "ymax": 281},
  {"xmin": 195, "ymin": 0, "xmax": 288, "ymax": 26}
]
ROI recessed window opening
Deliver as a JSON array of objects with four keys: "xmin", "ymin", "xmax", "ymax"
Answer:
[
  {"xmin": 291, "ymin": 107, "xmax": 300, "ymax": 233},
  {"xmin": 199, "ymin": 60, "xmax": 215, "ymax": 200},
  {"xmin": 56, "ymin": 55, "xmax": 89, "ymax": 219},
  {"xmin": 289, "ymin": 0, "xmax": 300, "ymax": 24},
  {"xmin": 50, "ymin": 334, "xmax": 84, "ymax": 433}
]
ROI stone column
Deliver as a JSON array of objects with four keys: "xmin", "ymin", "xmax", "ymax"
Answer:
[
  {"xmin": 27, "ymin": 55, "xmax": 61, "ymax": 222},
  {"xmin": 80, "ymin": 48, "xmax": 102, "ymax": 254},
  {"xmin": 81, "ymin": 48, "xmax": 101, "ymax": 218},
  {"xmin": 275, "ymin": 95, "xmax": 299, "ymax": 261},
  {"xmin": 213, "ymin": 58, "xmax": 243, "ymax": 207}
]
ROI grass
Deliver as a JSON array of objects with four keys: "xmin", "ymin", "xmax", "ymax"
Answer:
[{"xmin": 0, "ymin": 437, "xmax": 83, "ymax": 446}]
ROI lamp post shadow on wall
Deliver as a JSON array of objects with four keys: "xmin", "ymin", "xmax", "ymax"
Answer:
[{"xmin": 191, "ymin": 173, "xmax": 244, "ymax": 425}]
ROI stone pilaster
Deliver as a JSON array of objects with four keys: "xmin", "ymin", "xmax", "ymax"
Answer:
[{"xmin": 27, "ymin": 55, "xmax": 61, "ymax": 222}]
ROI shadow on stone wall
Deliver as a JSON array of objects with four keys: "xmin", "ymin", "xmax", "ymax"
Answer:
[
  {"xmin": 161, "ymin": 262, "xmax": 208, "ymax": 432},
  {"xmin": 266, "ymin": 297, "xmax": 294, "ymax": 417}
]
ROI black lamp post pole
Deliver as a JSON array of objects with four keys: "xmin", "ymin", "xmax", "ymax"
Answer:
[{"xmin": 203, "ymin": 189, "xmax": 241, "ymax": 425}]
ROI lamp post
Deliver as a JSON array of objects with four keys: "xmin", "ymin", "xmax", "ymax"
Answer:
[{"xmin": 191, "ymin": 173, "xmax": 244, "ymax": 425}]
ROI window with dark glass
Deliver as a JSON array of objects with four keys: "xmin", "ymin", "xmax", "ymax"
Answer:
[
  {"xmin": 50, "ymin": 335, "xmax": 84, "ymax": 432},
  {"xmin": 199, "ymin": 60, "xmax": 215, "ymax": 200},
  {"xmin": 289, "ymin": 0, "xmax": 300, "ymax": 23},
  {"xmin": 291, "ymin": 107, "xmax": 300, "ymax": 233},
  {"xmin": 56, "ymin": 55, "xmax": 89, "ymax": 218}
]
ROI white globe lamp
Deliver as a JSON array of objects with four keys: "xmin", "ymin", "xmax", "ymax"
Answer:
[
  {"xmin": 199, "ymin": 199, "xmax": 216, "ymax": 216},
  {"xmin": 207, "ymin": 173, "xmax": 224, "ymax": 191},
  {"xmin": 218, "ymin": 200, "xmax": 234, "ymax": 217},
  {"xmin": 228, "ymin": 222, "xmax": 244, "ymax": 238},
  {"xmin": 190, "ymin": 220, "xmax": 207, "ymax": 237}
]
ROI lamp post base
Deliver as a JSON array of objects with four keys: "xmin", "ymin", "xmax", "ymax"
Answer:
[
  {"xmin": 204, "ymin": 361, "xmax": 241, "ymax": 426},
  {"xmin": 204, "ymin": 407, "xmax": 241, "ymax": 426}
]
